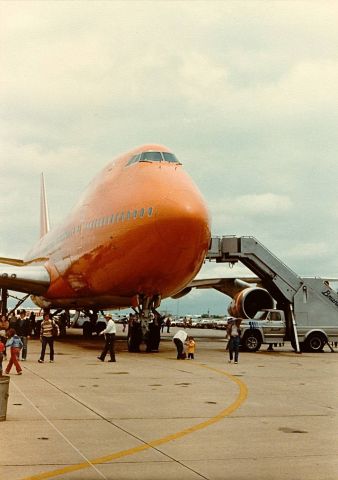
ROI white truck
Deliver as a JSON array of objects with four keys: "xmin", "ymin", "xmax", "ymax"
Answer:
[
  {"xmin": 239, "ymin": 308, "xmax": 334, "ymax": 353},
  {"xmin": 239, "ymin": 309, "xmax": 285, "ymax": 352}
]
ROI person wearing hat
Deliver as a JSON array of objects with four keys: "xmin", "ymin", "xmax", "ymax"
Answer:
[
  {"xmin": 226, "ymin": 318, "xmax": 242, "ymax": 364},
  {"xmin": 97, "ymin": 314, "xmax": 117, "ymax": 362}
]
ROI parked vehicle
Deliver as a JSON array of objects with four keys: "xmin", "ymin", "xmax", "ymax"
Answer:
[
  {"xmin": 214, "ymin": 318, "xmax": 228, "ymax": 330},
  {"xmin": 198, "ymin": 318, "xmax": 216, "ymax": 329},
  {"xmin": 238, "ymin": 308, "xmax": 333, "ymax": 353},
  {"xmin": 71, "ymin": 313, "xmax": 107, "ymax": 337},
  {"xmin": 239, "ymin": 310, "xmax": 285, "ymax": 352}
]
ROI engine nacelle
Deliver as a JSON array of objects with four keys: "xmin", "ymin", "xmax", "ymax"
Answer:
[
  {"xmin": 171, "ymin": 287, "xmax": 192, "ymax": 299},
  {"xmin": 228, "ymin": 287, "xmax": 274, "ymax": 318}
]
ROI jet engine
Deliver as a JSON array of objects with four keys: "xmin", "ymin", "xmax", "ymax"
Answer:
[{"xmin": 228, "ymin": 287, "xmax": 274, "ymax": 318}]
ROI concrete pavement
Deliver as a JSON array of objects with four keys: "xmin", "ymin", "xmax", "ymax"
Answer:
[{"xmin": 0, "ymin": 328, "xmax": 337, "ymax": 480}]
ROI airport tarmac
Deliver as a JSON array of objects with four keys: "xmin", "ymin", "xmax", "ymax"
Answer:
[{"xmin": 1, "ymin": 327, "xmax": 337, "ymax": 480}]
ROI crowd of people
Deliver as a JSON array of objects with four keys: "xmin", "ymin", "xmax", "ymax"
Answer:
[
  {"xmin": 0, "ymin": 307, "xmax": 243, "ymax": 375},
  {"xmin": 0, "ymin": 309, "xmax": 60, "ymax": 375}
]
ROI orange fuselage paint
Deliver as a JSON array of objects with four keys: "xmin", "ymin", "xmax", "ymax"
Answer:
[{"xmin": 26, "ymin": 145, "xmax": 211, "ymax": 309}]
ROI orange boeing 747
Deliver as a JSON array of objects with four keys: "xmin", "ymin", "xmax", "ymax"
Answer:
[{"xmin": 0, "ymin": 144, "xmax": 211, "ymax": 349}]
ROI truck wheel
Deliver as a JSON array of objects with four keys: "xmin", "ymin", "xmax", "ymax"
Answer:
[
  {"xmin": 304, "ymin": 332, "xmax": 326, "ymax": 352},
  {"xmin": 242, "ymin": 332, "xmax": 262, "ymax": 352}
]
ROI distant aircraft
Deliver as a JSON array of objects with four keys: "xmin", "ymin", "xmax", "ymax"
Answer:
[{"xmin": 0, "ymin": 144, "xmax": 211, "ymax": 350}]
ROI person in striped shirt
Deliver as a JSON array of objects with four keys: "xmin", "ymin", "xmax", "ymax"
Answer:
[{"xmin": 38, "ymin": 313, "xmax": 59, "ymax": 363}]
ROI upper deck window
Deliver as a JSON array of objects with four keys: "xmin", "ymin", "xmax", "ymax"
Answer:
[{"xmin": 126, "ymin": 151, "xmax": 181, "ymax": 166}]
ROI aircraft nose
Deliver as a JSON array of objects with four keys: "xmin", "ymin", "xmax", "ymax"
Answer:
[{"xmin": 156, "ymin": 188, "xmax": 211, "ymax": 253}]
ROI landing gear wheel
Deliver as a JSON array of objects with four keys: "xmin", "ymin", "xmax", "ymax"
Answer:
[
  {"xmin": 83, "ymin": 322, "xmax": 93, "ymax": 338},
  {"xmin": 127, "ymin": 324, "xmax": 142, "ymax": 352}
]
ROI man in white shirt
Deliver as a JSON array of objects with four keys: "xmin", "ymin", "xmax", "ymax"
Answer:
[
  {"xmin": 97, "ymin": 314, "xmax": 117, "ymax": 362},
  {"xmin": 173, "ymin": 329, "xmax": 188, "ymax": 359}
]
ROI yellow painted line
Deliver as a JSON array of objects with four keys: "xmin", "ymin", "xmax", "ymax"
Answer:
[{"xmin": 23, "ymin": 363, "xmax": 248, "ymax": 480}]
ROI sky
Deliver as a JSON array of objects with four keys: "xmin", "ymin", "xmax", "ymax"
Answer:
[{"xmin": 1, "ymin": 1, "xmax": 338, "ymax": 316}]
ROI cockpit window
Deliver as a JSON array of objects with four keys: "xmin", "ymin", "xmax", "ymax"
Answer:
[
  {"xmin": 140, "ymin": 151, "xmax": 163, "ymax": 162},
  {"xmin": 162, "ymin": 152, "xmax": 180, "ymax": 163},
  {"xmin": 126, "ymin": 154, "xmax": 140, "ymax": 166},
  {"xmin": 126, "ymin": 151, "xmax": 181, "ymax": 166}
]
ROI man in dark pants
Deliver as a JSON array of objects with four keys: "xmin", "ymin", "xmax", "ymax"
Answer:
[
  {"xmin": 173, "ymin": 329, "xmax": 188, "ymax": 359},
  {"xmin": 15, "ymin": 309, "xmax": 30, "ymax": 361},
  {"xmin": 97, "ymin": 314, "xmax": 116, "ymax": 362}
]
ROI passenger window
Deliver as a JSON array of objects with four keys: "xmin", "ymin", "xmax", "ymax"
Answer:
[
  {"xmin": 148, "ymin": 207, "xmax": 153, "ymax": 216},
  {"xmin": 133, "ymin": 210, "xmax": 138, "ymax": 219},
  {"xmin": 139, "ymin": 208, "xmax": 145, "ymax": 218}
]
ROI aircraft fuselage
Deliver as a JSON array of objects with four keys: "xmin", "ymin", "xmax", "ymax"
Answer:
[{"xmin": 26, "ymin": 144, "xmax": 210, "ymax": 309}]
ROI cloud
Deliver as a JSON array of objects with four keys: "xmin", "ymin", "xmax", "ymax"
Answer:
[
  {"xmin": 287, "ymin": 242, "xmax": 330, "ymax": 259},
  {"xmin": 1, "ymin": 1, "xmax": 338, "ymax": 313},
  {"xmin": 233, "ymin": 193, "xmax": 292, "ymax": 215},
  {"xmin": 208, "ymin": 193, "xmax": 292, "ymax": 234}
]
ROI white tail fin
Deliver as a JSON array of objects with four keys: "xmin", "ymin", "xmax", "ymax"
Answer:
[{"xmin": 40, "ymin": 173, "xmax": 50, "ymax": 238}]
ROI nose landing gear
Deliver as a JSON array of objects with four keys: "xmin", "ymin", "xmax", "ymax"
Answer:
[{"xmin": 127, "ymin": 295, "xmax": 163, "ymax": 353}]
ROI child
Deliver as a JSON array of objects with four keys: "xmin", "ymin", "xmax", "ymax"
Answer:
[
  {"xmin": 0, "ymin": 338, "xmax": 5, "ymax": 375},
  {"xmin": 5, "ymin": 328, "xmax": 23, "ymax": 375},
  {"xmin": 186, "ymin": 336, "xmax": 196, "ymax": 359}
]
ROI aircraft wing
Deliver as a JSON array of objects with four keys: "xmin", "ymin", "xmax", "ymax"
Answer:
[
  {"xmin": 0, "ymin": 256, "xmax": 25, "ymax": 266},
  {"xmin": 0, "ymin": 263, "xmax": 50, "ymax": 295},
  {"xmin": 172, "ymin": 276, "xmax": 262, "ymax": 299}
]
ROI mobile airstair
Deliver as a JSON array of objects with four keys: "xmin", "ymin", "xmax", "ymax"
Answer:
[{"xmin": 207, "ymin": 236, "xmax": 338, "ymax": 351}]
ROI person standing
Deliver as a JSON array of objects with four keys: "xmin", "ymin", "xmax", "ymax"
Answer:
[
  {"xmin": 226, "ymin": 318, "xmax": 242, "ymax": 364},
  {"xmin": 15, "ymin": 309, "xmax": 30, "ymax": 361},
  {"xmin": 186, "ymin": 336, "xmax": 196, "ymax": 359},
  {"xmin": 173, "ymin": 329, "xmax": 188, "ymax": 359},
  {"xmin": 0, "ymin": 314, "xmax": 9, "ymax": 359},
  {"xmin": 8, "ymin": 312, "xmax": 17, "ymax": 330},
  {"xmin": 97, "ymin": 314, "xmax": 116, "ymax": 362},
  {"xmin": 166, "ymin": 317, "xmax": 171, "ymax": 333},
  {"xmin": 122, "ymin": 317, "xmax": 127, "ymax": 333},
  {"xmin": 0, "ymin": 337, "xmax": 5, "ymax": 375},
  {"xmin": 29, "ymin": 311, "xmax": 36, "ymax": 336},
  {"xmin": 38, "ymin": 313, "xmax": 59, "ymax": 363},
  {"xmin": 5, "ymin": 328, "xmax": 23, "ymax": 375}
]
